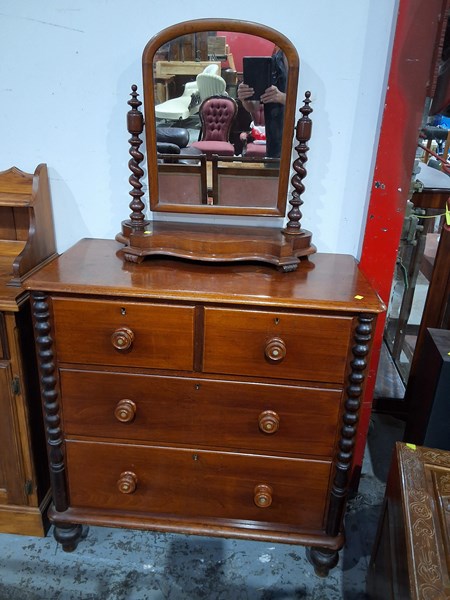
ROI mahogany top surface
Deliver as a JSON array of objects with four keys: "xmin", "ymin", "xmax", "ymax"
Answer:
[{"xmin": 25, "ymin": 238, "xmax": 385, "ymax": 313}]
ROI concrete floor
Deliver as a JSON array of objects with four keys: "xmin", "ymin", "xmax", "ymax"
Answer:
[{"xmin": 0, "ymin": 412, "xmax": 405, "ymax": 600}]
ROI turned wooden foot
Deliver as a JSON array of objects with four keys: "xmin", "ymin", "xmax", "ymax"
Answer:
[
  {"xmin": 53, "ymin": 523, "xmax": 88, "ymax": 552},
  {"xmin": 307, "ymin": 546, "xmax": 339, "ymax": 577},
  {"xmin": 122, "ymin": 252, "xmax": 145, "ymax": 264},
  {"xmin": 278, "ymin": 263, "xmax": 299, "ymax": 272}
]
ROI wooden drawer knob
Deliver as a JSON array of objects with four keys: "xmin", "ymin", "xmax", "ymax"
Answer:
[
  {"xmin": 258, "ymin": 410, "xmax": 280, "ymax": 434},
  {"xmin": 117, "ymin": 471, "xmax": 137, "ymax": 494},
  {"xmin": 254, "ymin": 484, "xmax": 273, "ymax": 508},
  {"xmin": 264, "ymin": 337, "xmax": 286, "ymax": 362},
  {"xmin": 114, "ymin": 399, "xmax": 136, "ymax": 423},
  {"xmin": 111, "ymin": 326, "xmax": 134, "ymax": 351}
]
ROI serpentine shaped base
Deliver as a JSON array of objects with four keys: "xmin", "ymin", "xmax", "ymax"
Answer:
[{"xmin": 116, "ymin": 220, "xmax": 315, "ymax": 270}]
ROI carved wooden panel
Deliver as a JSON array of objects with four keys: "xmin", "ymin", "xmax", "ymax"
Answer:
[{"xmin": 368, "ymin": 443, "xmax": 450, "ymax": 598}]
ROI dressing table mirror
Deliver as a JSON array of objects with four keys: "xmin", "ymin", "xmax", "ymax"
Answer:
[{"xmin": 116, "ymin": 18, "xmax": 315, "ymax": 270}]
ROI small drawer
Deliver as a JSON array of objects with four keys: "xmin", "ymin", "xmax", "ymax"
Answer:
[
  {"xmin": 60, "ymin": 369, "xmax": 342, "ymax": 457},
  {"xmin": 51, "ymin": 298, "xmax": 195, "ymax": 371},
  {"xmin": 203, "ymin": 307, "xmax": 353, "ymax": 383},
  {"xmin": 65, "ymin": 440, "xmax": 331, "ymax": 531}
]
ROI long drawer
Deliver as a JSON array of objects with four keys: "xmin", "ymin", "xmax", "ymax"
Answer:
[
  {"xmin": 65, "ymin": 440, "xmax": 331, "ymax": 530},
  {"xmin": 60, "ymin": 369, "xmax": 342, "ymax": 457},
  {"xmin": 203, "ymin": 307, "xmax": 353, "ymax": 383},
  {"xmin": 51, "ymin": 298, "xmax": 195, "ymax": 371}
]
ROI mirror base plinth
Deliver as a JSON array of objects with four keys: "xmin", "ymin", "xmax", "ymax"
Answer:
[{"xmin": 116, "ymin": 220, "xmax": 315, "ymax": 271}]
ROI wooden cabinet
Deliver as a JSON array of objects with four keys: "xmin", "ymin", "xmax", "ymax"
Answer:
[
  {"xmin": 0, "ymin": 165, "xmax": 56, "ymax": 535},
  {"xmin": 404, "ymin": 328, "xmax": 450, "ymax": 449},
  {"xmin": 26, "ymin": 239, "xmax": 384, "ymax": 573},
  {"xmin": 367, "ymin": 442, "xmax": 450, "ymax": 599}
]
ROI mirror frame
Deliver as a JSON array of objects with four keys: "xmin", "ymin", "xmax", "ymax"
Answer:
[{"xmin": 142, "ymin": 18, "xmax": 299, "ymax": 216}]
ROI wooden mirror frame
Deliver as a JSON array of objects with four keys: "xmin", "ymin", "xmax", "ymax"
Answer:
[
  {"xmin": 117, "ymin": 18, "xmax": 316, "ymax": 271},
  {"xmin": 142, "ymin": 18, "xmax": 299, "ymax": 216}
]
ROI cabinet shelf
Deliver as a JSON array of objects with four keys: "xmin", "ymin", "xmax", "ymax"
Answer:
[{"xmin": 0, "ymin": 164, "xmax": 57, "ymax": 287}]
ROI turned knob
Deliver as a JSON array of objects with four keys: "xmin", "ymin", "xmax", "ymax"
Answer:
[
  {"xmin": 264, "ymin": 337, "xmax": 286, "ymax": 362},
  {"xmin": 254, "ymin": 484, "xmax": 273, "ymax": 508},
  {"xmin": 114, "ymin": 399, "xmax": 136, "ymax": 423},
  {"xmin": 111, "ymin": 326, "xmax": 135, "ymax": 351},
  {"xmin": 258, "ymin": 410, "xmax": 280, "ymax": 434},
  {"xmin": 117, "ymin": 471, "xmax": 137, "ymax": 494}
]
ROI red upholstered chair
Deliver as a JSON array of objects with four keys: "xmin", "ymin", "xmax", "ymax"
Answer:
[
  {"xmin": 191, "ymin": 95, "xmax": 237, "ymax": 159},
  {"xmin": 240, "ymin": 103, "xmax": 267, "ymax": 158}
]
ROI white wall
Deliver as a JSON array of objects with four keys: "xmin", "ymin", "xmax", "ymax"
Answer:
[{"xmin": 0, "ymin": 0, "xmax": 397, "ymax": 256}]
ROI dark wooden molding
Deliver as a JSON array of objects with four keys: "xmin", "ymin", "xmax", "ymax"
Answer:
[
  {"xmin": 32, "ymin": 291, "xmax": 85, "ymax": 551},
  {"xmin": 328, "ymin": 314, "xmax": 373, "ymax": 532},
  {"xmin": 309, "ymin": 313, "xmax": 374, "ymax": 576},
  {"xmin": 32, "ymin": 292, "xmax": 67, "ymax": 510}
]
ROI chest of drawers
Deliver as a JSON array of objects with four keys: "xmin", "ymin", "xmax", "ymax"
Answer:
[{"xmin": 26, "ymin": 238, "xmax": 384, "ymax": 576}]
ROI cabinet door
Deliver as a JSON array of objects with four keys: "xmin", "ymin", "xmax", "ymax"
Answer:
[{"xmin": 0, "ymin": 362, "xmax": 27, "ymax": 505}]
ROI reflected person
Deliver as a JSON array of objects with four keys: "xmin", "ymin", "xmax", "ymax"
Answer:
[{"xmin": 238, "ymin": 48, "xmax": 287, "ymax": 158}]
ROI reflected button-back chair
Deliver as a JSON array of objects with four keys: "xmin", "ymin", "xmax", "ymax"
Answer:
[{"xmin": 190, "ymin": 95, "xmax": 238, "ymax": 159}]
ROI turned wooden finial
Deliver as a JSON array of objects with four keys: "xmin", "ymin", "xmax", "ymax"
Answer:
[
  {"xmin": 126, "ymin": 84, "xmax": 148, "ymax": 232},
  {"xmin": 285, "ymin": 91, "xmax": 313, "ymax": 235}
]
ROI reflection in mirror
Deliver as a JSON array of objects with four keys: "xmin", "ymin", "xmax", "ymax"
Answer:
[
  {"xmin": 157, "ymin": 154, "xmax": 208, "ymax": 205},
  {"xmin": 212, "ymin": 156, "xmax": 280, "ymax": 210},
  {"xmin": 153, "ymin": 32, "xmax": 286, "ymax": 212},
  {"xmin": 142, "ymin": 20, "xmax": 299, "ymax": 216}
]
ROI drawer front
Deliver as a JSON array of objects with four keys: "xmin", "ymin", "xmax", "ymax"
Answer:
[
  {"xmin": 203, "ymin": 308, "xmax": 353, "ymax": 383},
  {"xmin": 66, "ymin": 440, "xmax": 331, "ymax": 530},
  {"xmin": 60, "ymin": 369, "xmax": 342, "ymax": 457},
  {"xmin": 52, "ymin": 298, "xmax": 195, "ymax": 371}
]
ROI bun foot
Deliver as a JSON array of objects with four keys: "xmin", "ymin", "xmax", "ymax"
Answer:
[
  {"xmin": 307, "ymin": 546, "xmax": 339, "ymax": 577},
  {"xmin": 53, "ymin": 523, "xmax": 88, "ymax": 552}
]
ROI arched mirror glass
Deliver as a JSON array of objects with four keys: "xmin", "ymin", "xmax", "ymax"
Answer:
[{"xmin": 142, "ymin": 19, "xmax": 299, "ymax": 216}]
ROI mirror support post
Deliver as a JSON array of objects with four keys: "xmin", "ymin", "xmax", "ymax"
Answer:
[
  {"xmin": 125, "ymin": 85, "xmax": 149, "ymax": 232},
  {"xmin": 285, "ymin": 91, "xmax": 312, "ymax": 235}
]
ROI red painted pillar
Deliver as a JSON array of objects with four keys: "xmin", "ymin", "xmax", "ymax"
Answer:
[{"xmin": 354, "ymin": 0, "xmax": 448, "ymax": 482}]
